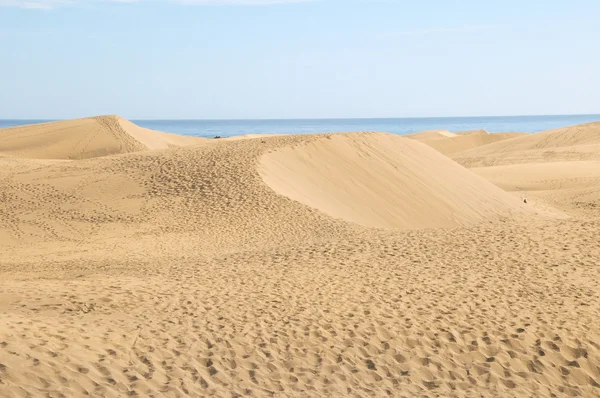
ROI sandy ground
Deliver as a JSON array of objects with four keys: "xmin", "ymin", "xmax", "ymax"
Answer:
[{"xmin": 1, "ymin": 118, "xmax": 599, "ymax": 397}]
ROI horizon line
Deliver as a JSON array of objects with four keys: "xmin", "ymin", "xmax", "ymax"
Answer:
[{"xmin": 2, "ymin": 112, "xmax": 600, "ymax": 122}]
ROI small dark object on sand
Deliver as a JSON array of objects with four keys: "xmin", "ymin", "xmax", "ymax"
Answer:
[
  {"xmin": 524, "ymin": 198, "xmax": 527, "ymax": 204},
  {"xmin": 214, "ymin": 135, "xmax": 222, "ymax": 139}
]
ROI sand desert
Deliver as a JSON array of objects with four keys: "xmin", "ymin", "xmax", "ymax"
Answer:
[{"xmin": 1, "ymin": 116, "xmax": 599, "ymax": 397}]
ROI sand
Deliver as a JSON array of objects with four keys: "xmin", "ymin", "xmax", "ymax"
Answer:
[
  {"xmin": 407, "ymin": 129, "xmax": 527, "ymax": 155},
  {"xmin": 453, "ymin": 123, "xmax": 600, "ymax": 168},
  {"xmin": 1, "ymin": 117, "xmax": 599, "ymax": 397},
  {"xmin": 0, "ymin": 115, "xmax": 203, "ymax": 160},
  {"xmin": 260, "ymin": 133, "xmax": 534, "ymax": 229}
]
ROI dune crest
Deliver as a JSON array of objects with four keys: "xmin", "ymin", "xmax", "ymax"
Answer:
[
  {"xmin": 0, "ymin": 115, "xmax": 203, "ymax": 160},
  {"xmin": 260, "ymin": 133, "xmax": 535, "ymax": 229}
]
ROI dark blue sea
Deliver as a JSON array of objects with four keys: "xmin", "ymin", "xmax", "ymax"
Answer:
[{"xmin": 1, "ymin": 114, "xmax": 599, "ymax": 138}]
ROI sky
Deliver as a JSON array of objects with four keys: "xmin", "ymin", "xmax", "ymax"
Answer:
[{"xmin": 1, "ymin": 0, "xmax": 599, "ymax": 119}]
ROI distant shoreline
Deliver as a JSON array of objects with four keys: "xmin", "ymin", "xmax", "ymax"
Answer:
[{"xmin": 3, "ymin": 114, "xmax": 600, "ymax": 138}]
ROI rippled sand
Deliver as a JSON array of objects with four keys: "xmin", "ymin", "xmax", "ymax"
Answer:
[{"xmin": 1, "ymin": 117, "xmax": 598, "ymax": 397}]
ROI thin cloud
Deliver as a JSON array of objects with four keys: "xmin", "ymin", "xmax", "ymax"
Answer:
[
  {"xmin": 177, "ymin": 0, "xmax": 314, "ymax": 3},
  {"xmin": 0, "ymin": 0, "xmax": 72, "ymax": 9},
  {"xmin": 395, "ymin": 25, "xmax": 496, "ymax": 36},
  {"xmin": 0, "ymin": 0, "xmax": 314, "ymax": 8}
]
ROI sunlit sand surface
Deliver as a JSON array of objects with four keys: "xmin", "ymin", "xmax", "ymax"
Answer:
[{"xmin": 1, "ymin": 117, "xmax": 598, "ymax": 397}]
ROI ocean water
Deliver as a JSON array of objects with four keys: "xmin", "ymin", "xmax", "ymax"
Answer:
[{"xmin": 1, "ymin": 114, "xmax": 599, "ymax": 138}]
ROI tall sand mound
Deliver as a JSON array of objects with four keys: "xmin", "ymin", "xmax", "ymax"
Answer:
[
  {"xmin": 0, "ymin": 115, "xmax": 202, "ymax": 159},
  {"xmin": 259, "ymin": 133, "xmax": 535, "ymax": 229}
]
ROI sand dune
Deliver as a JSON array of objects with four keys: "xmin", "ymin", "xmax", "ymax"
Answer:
[
  {"xmin": 405, "ymin": 129, "xmax": 456, "ymax": 141},
  {"xmin": 407, "ymin": 129, "xmax": 526, "ymax": 155},
  {"xmin": 472, "ymin": 122, "xmax": 600, "ymax": 153},
  {"xmin": 455, "ymin": 129, "xmax": 490, "ymax": 136},
  {"xmin": 1, "ymin": 117, "xmax": 599, "ymax": 397},
  {"xmin": 454, "ymin": 122, "xmax": 600, "ymax": 218},
  {"xmin": 260, "ymin": 133, "xmax": 534, "ymax": 229},
  {"xmin": 0, "ymin": 115, "xmax": 203, "ymax": 159},
  {"xmin": 454, "ymin": 122, "xmax": 600, "ymax": 167}
]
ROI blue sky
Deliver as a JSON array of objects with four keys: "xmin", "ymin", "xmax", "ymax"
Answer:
[{"xmin": 1, "ymin": 0, "xmax": 599, "ymax": 119}]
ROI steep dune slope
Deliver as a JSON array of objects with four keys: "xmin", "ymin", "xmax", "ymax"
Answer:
[
  {"xmin": 0, "ymin": 115, "xmax": 202, "ymax": 159},
  {"xmin": 259, "ymin": 133, "xmax": 535, "ymax": 229}
]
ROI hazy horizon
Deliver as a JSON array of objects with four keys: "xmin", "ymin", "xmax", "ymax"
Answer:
[
  {"xmin": 3, "ymin": 113, "xmax": 599, "ymax": 138},
  {"xmin": 2, "ymin": 112, "xmax": 600, "ymax": 122}
]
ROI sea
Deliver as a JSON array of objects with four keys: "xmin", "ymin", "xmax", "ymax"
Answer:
[{"xmin": 1, "ymin": 114, "xmax": 599, "ymax": 138}]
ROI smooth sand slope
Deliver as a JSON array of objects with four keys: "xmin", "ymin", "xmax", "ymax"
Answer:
[
  {"xmin": 0, "ymin": 118, "xmax": 599, "ymax": 397},
  {"xmin": 0, "ymin": 115, "xmax": 202, "ymax": 159},
  {"xmin": 260, "ymin": 133, "xmax": 533, "ymax": 229}
]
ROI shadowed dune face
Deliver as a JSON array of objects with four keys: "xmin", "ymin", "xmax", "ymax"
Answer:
[
  {"xmin": 0, "ymin": 115, "xmax": 203, "ymax": 160},
  {"xmin": 259, "ymin": 133, "xmax": 535, "ymax": 229}
]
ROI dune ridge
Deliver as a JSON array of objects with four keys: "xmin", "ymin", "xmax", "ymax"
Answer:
[{"xmin": 0, "ymin": 115, "xmax": 203, "ymax": 160}]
